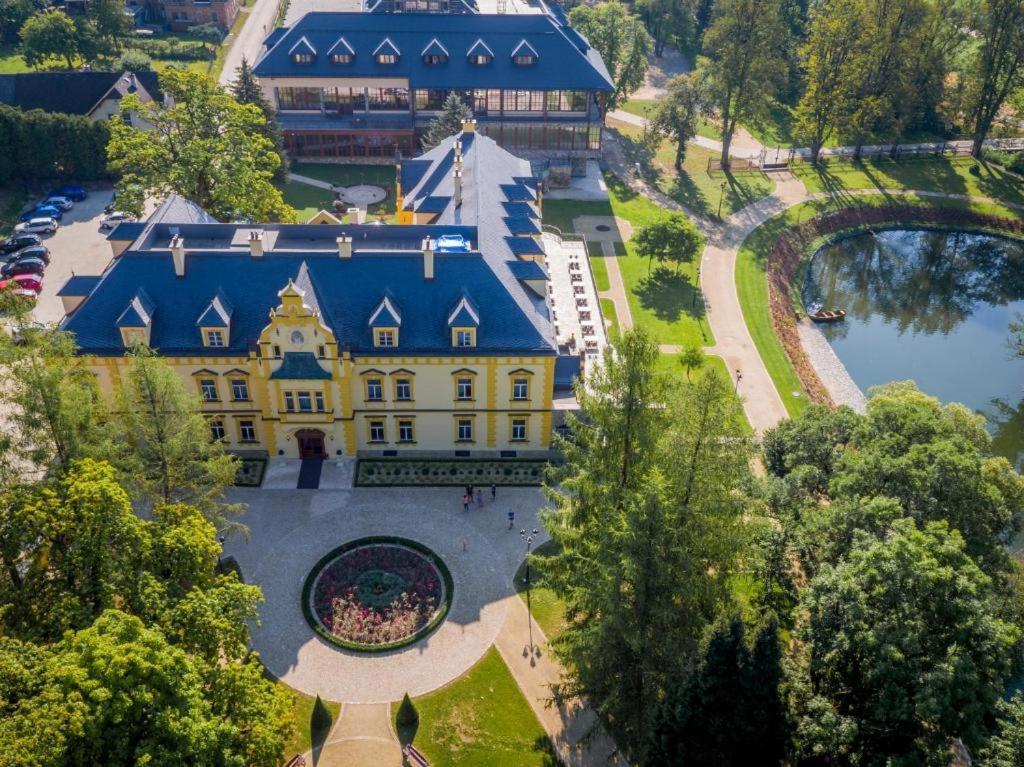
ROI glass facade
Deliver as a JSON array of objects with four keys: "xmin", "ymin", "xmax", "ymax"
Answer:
[
  {"xmin": 279, "ymin": 87, "xmax": 590, "ymax": 115},
  {"xmin": 276, "ymin": 87, "xmax": 321, "ymax": 110}
]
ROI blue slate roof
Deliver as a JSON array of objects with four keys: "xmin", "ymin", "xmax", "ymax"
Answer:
[
  {"xmin": 447, "ymin": 295, "xmax": 479, "ymax": 327},
  {"xmin": 507, "ymin": 259, "xmax": 547, "ymax": 280},
  {"xmin": 57, "ymin": 275, "xmax": 102, "ymax": 297},
  {"xmin": 196, "ymin": 290, "xmax": 233, "ymax": 327},
  {"xmin": 368, "ymin": 295, "xmax": 402, "ymax": 327},
  {"xmin": 116, "ymin": 291, "xmax": 153, "ymax": 328},
  {"xmin": 254, "ymin": 12, "xmax": 614, "ymax": 91},
  {"xmin": 503, "ymin": 217, "xmax": 540, "ymax": 236},
  {"xmin": 270, "ymin": 352, "xmax": 332, "ymax": 380},
  {"xmin": 106, "ymin": 222, "xmax": 145, "ymax": 242}
]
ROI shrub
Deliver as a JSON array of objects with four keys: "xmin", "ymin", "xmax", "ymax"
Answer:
[
  {"xmin": 311, "ymin": 694, "xmax": 333, "ymax": 740},
  {"xmin": 117, "ymin": 49, "xmax": 152, "ymax": 72},
  {"xmin": 396, "ymin": 693, "xmax": 419, "ymax": 729}
]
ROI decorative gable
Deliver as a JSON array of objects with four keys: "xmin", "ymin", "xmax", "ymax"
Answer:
[
  {"xmin": 374, "ymin": 38, "xmax": 401, "ymax": 63},
  {"xmin": 368, "ymin": 295, "xmax": 402, "ymax": 328},
  {"xmin": 327, "ymin": 36, "xmax": 354, "ymax": 63},
  {"xmin": 116, "ymin": 289, "xmax": 153, "ymax": 347},
  {"xmin": 197, "ymin": 289, "xmax": 233, "ymax": 347},
  {"xmin": 466, "ymin": 38, "xmax": 493, "ymax": 64},
  {"xmin": 511, "ymin": 39, "xmax": 538, "ymax": 65},
  {"xmin": 421, "ymin": 37, "xmax": 449, "ymax": 64},
  {"xmin": 289, "ymin": 36, "xmax": 316, "ymax": 64}
]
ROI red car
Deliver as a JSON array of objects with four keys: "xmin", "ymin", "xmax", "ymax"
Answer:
[{"xmin": 0, "ymin": 273, "xmax": 42, "ymax": 299}]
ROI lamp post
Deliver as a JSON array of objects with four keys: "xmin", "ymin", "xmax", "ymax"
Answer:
[
  {"xmin": 520, "ymin": 528, "xmax": 539, "ymax": 656},
  {"xmin": 717, "ymin": 181, "xmax": 727, "ymax": 218},
  {"xmin": 693, "ymin": 265, "xmax": 701, "ymax": 309}
]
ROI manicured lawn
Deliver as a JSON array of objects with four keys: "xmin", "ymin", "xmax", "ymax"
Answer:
[
  {"xmin": 792, "ymin": 156, "xmax": 1024, "ymax": 207},
  {"xmin": 589, "ymin": 248, "xmax": 610, "ymax": 291},
  {"xmin": 409, "ymin": 647, "xmax": 557, "ymax": 767},
  {"xmin": 656, "ymin": 353, "xmax": 752, "ymax": 433},
  {"xmin": 0, "ymin": 44, "xmax": 30, "ymax": 73},
  {"xmin": 600, "ymin": 297, "xmax": 619, "ymax": 339},
  {"xmin": 741, "ymin": 101, "xmax": 795, "ymax": 147},
  {"xmin": 607, "ymin": 118, "xmax": 775, "ymax": 220},
  {"xmin": 514, "ymin": 539, "xmax": 566, "ymax": 641},
  {"xmin": 619, "ymin": 99, "xmax": 722, "ymax": 141},
  {"xmin": 282, "ymin": 181, "xmax": 334, "ymax": 222},
  {"xmin": 278, "ymin": 682, "xmax": 341, "ymax": 759},
  {"xmin": 543, "ymin": 174, "xmax": 713, "ymax": 349}
]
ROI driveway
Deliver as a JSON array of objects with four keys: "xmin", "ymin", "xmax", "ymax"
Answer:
[
  {"xmin": 26, "ymin": 189, "xmax": 117, "ymax": 324},
  {"xmin": 222, "ymin": 485, "xmax": 548, "ymax": 703}
]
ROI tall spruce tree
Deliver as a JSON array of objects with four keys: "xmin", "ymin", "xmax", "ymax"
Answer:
[
  {"xmin": 423, "ymin": 92, "xmax": 473, "ymax": 148},
  {"xmin": 539, "ymin": 330, "xmax": 752, "ymax": 764}
]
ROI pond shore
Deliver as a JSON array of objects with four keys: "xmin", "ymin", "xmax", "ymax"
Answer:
[{"xmin": 797, "ymin": 318, "xmax": 868, "ymax": 413}]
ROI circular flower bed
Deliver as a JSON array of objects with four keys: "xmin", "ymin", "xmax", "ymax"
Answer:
[{"xmin": 302, "ymin": 537, "xmax": 453, "ymax": 653}]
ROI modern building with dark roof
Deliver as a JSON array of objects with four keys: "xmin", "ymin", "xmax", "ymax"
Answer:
[
  {"xmin": 57, "ymin": 126, "xmax": 593, "ymax": 459},
  {"xmin": 0, "ymin": 71, "xmax": 162, "ymax": 120},
  {"xmin": 252, "ymin": 7, "xmax": 613, "ymax": 159}
]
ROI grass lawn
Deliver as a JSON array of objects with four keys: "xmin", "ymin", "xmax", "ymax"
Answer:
[
  {"xmin": 656, "ymin": 353, "xmax": 752, "ymax": 433},
  {"xmin": 543, "ymin": 173, "xmax": 713, "ymax": 349},
  {"xmin": 600, "ymin": 297, "xmax": 619, "ymax": 339},
  {"xmin": 408, "ymin": 647, "xmax": 558, "ymax": 767},
  {"xmin": 589, "ymin": 248, "xmax": 610, "ymax": 291},
  {"xmin": 282, "ymin": 163, "xmax": 398, "ymax": 221},
  {"xmin": 607, "ymin": 118, "xmax": 775, "ymax": 220},
  {"xmin": 741, "ymin": 101, "xmax": 795, "ymax": 147},
  {"xmin": 0, "ymin": 44, "xmax": 30, "ymax": 73},
  {"xmin": 792, "ymin": 155, "xmax": 1024, "ymax": 208},
  {"xmin": 278, "ymin": 682, "xmax": 341, "ymax": 758},
  {"xmin": 734, "ymin": 192, "xmax": 1024, "ymax": 419},
  {"xmin": 619, "ymin": 99, "xmax": 722, "ymax": 141},
  {"xmin": 514, "ymin": 539, "xmax": 566, "ymax": 641},
  {"xmin": 282, "ymin": 181, "xmax": 334, "ymax": 222}
]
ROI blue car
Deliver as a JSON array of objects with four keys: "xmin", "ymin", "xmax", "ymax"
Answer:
[
  {"xmin": 49, "ymin": 185, "xmax": 88, "ymax": 201},
  {"xmin": 19, "ymin": 205, "xmax": 62, "ymax": 222}
]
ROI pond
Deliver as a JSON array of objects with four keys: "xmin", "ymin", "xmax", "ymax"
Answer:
[{"xmin": 803, "ymin": 228, "xmax": 1024, "ymax": 468}]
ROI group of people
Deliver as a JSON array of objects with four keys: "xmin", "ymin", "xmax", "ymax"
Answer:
[{"xmin": 461, "ymin": 483, "xmax": 497, "ymax": 512}]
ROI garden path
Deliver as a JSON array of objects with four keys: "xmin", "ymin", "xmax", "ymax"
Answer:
[
  {"xmin": 598, "ymin": 240, "xmax": 634, "ymax": 331},
  {"xmin": 312, "ymin": 703, "xmax": 403, "ymax": 767}
]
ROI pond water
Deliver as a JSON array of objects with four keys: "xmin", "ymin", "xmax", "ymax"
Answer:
[{"xmin": 803, "ymin": 228, "xmax": 1024, "ymax": 468}]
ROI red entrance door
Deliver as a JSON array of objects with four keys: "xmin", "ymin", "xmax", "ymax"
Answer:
[{"xmin": 296, "ymin": 430, "xmax": 326, "ymax": 459}]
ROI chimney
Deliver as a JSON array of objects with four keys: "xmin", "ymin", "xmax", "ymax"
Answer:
[
  {"xmin": 422, "ymin": 236, "xmax": 434, "ymax": 280},
  {"xmin": 248, "ymin": 230, "xmax": 264, "ymax": 257},
  {"xmin": 337, "ymin": 234, "xmax": 352, "ymax": 259},
  {"xmin": 170, "ymin": 234, "xmax": 185, "ymax": 276},
  {"xmin": 462, "ymin": 118, "xmax": 476, "ymax": 134},
  {"xmin": 347, "ymin": 207, "xmax": 366, "ymax": 224},
  {"xmin": 453, "ymin": 168, "xmax": 463, "ymax": 208}
]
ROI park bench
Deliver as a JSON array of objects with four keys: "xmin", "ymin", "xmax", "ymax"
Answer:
[
  {"xmin": 403, "ymin": 744, "xmax": 430, "ymax": 767},
  {"xmin": 284, "ymin": 756, "xmax": 306, "ymax": 767}
]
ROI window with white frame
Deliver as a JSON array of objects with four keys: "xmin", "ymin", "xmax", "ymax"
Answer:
[
  {"xmin": 297, "ymin": 391, "xmax": 313, "ymax": 412},
  {"xmin": 206, "ymin": 329, "xmax": 225, "ymax": 347},
  {"xmin": 511, "ymin": 417, "xmax": 527, "ymax": 441},
  {"xmin": 456, "ymin": 330, "xmax": 474, "ymax": 347},
  {"xmin": 398, "ymin": 420, "xmax": 414, "ymax": 442},
  {"xmin": 457, "ymin": 377, "xmax": 473, "ymax": 400},
  {"xmin": 395, "ymin": 378, "xmax": 412, "ymax": 401},
  {"xmin": 457, "ymin": 419, "xmax": 473, "ymax": 441},
  {"xmin": 231, "ymin": 379, "xmax": 249, "ymax": 401},
  {"xmin": 367, "ymin": 378, "xmax": 383, "ymax": 401},
  {"xmin": 199, "ymin": 379, "xmax": 218, "ymax": 402},
  {"xmin": 209, "ymin": 420, "xmax": 226, "ymax": 441},
  {"xmin": 369, "ymin": 420, "xmax": 386, "ymax": 442},
  {"xmin": 239, "ymin": 420, "xmax": 256, "ymax": 442},
  {"xmin": 512, "ymin": 377, "xmax": 529, "ymax": 400}
]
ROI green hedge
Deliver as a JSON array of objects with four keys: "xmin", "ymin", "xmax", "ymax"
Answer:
[
  {"xmin": 300, "ymin": 536, "xmax": 454, "ymax": 654},
  {"xmin": 0, "ymin": 105, "xmax": 112, "ymax": 185}
]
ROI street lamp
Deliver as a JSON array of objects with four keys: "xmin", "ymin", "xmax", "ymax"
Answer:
[
  {"xmin": 717, "ymin": 181, "xmax": 727, "ymax": 218},
  {"xmin": 693, "ymin": 265, "xmax": 702, "ymax": 309},
  {"xmin": 520, "ymin": 528, "xmax": 540, "ymax": 657}
]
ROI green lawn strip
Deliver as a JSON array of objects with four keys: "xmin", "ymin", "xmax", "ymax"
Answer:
[
  {"xmin": 282, "ymin": 180, "xmax": 333, "ymax": 222},
  {"xmin": 409, "ymin": 647, "xmax": 557, "ymax": 767},
  {"xmin": 600, "ymin": 297, "xmax": 619, "ymax": 340},
  {"xmin": 607, "ymin": 118, "xmax": 775, "ymax": 220},
  {"xmin": 0, "ymin": 44, "xmax": 30, "ymax": 73},
  {"xmin": 792, "ymin": 156, "xmax": 1024, "ymax": 207},
  {"xmin": 618, "ymin": 100, "xmax": 722, "ymax": 140},
  {"xmin": 514, "ymin": 539, "xmax": 566, "ymax": 641},
  {"xmin": 735, "ymin": 192, "xmax": 1024, "ymax": 419},
  {"xmin": 589, "ymin": 248, "xmax": 611, "ymax": 292},
  {"xmin": 209, "ymin": 7, "xmax": 251, "ymax": 80},
  {"xmin": 278, "ymin": 681, "xmax": 341, "ymax": 758}
]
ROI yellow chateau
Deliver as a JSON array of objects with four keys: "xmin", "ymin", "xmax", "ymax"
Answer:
[{"xmin": 58, "ymin": 126, "xmax": 580, "ymax": 460}]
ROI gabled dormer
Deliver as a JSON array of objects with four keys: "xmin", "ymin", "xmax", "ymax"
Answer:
[
  {"xmin": 116, "ymin": 289, "xmax": 153, "ymax": 348},
  {"xmin": 197, "ymin": 289, "xmax": 233, "ymax": 348},
  {"xmin": 448, "ymin": 294, "xmax": 479, "ymax": 348},
  {"xmin": 511, "ymin": 39, "xmax": 538, "ymax": 66},
  {"xmin": 328, "ymin": 36, "xmax": 354, "ymax": 64},
  {"xmin": 289, "ymin": 36, "xmax": 316, "ymax": 65},
  {"xmin": 421, "ymin": 37, "xmax": 449, "ymax": 65},
  {"xmin": 374, "ymin": 38, "xmax": 401, "ymax": 65},
  {"xmin": 466, "ymin": 38, "xmax": 493, "ymax": 66},
  {"xmin": 369, "ymin": 295, "xmax": 402, "ymax": 348}
]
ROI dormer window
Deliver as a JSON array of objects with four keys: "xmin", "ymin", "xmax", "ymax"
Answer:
[
  {"xmin": 374, "ymin": 38, "xmax": 400, "ymax": 65},
  {"xmin": 289, "ymin": 36, "xmax": 316, "ymax": 65},
  {"xmin": 197, "ymin": 290, "xmax": 232, "ymax": 349},
  {"xmin": 467, "ymin": 38, "xmax": 493, "ymax": 66},
  {"xmin": 328, "ymin": 36, "xmax": 354, "ymax": 64},
  {"xmin": 369, "ymin": 295, "xmax": 401, "ymax": 348},
  {"xmin": 511, "ymin": 39, "xmax": 538, "ymax": 66},
  {"xmin": 455, "ymin": 329, "xmax": 475, "ymax": 347},
  {"xmin": 422, "ymin": 37, "xmax": 448, "ymax": 65},
  {"xmin": 206, "ymin": 330, "xmax": 225, "ymax": 347}
]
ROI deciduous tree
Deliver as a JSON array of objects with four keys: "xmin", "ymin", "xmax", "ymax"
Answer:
[
  {"xmin": 232, "ymin": 57, "xmax": 289, "ymax": 182},
  {"xmin": 107, "ymin": 68, "xmax": 293, "ymax": 222},
  {"xmin": 965, "ymin": 0, "xmax": 1024, "ymax": 156},
  {"xmin": 19, "ymin": 9, "xmax": 80, "ymax": 70},
  {"xmin": 633, "ymin": 212, "xmax": 704, "ymax": 270},
  {"xmin": 569, "ymin": 1, "xmax": 653, "ymax": 111},
  {"xmin": 649, "ymin": 71, "xmax": 711, "ymax": 170}
]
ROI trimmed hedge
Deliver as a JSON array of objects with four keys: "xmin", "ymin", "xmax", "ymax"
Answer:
[
  {"xmin": 300, "ymin": 536, "xmax": 454, "ymax": 654},
  {"xmin": 0, "ymin": 105, "xmax": 112, "ymax": 185}
]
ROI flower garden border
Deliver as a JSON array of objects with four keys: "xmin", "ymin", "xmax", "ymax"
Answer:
[
  {"xmin": 762, "ymin": 204, "xmax": 1024, "ymax": 409},
  {"xmin": 355, "ymin": 458, "xmax": 548, "ymax": 487},
  {"xmin": 301, "ymin": 536, "xmax": 455, "ymax": 654}
]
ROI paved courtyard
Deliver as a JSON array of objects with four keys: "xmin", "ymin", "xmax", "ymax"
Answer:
[{"xmin": 222, "ymin": 486, "xmax": 549, "ymax": 703}]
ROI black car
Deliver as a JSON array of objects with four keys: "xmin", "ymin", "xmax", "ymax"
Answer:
[
  {"xmin": 0, "ymin": 233, "xmax": 41, "ymax": 255},
  {"xmin": 2, "ymin": 257, "xmax": 46, "ymax": 277},
  {"xmin": 13, "ymin": 245, "xmax": 49, "ymax": 264}
]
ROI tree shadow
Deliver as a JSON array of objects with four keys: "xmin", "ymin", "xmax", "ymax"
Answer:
[
  {"xmin": 533, "ymin": 735, "xmax": 566, "ymax": 767},
  {"xmin": 636, "ymin": 266, "xmax": 705, "ymax": 322},
  {"xmin": 310, "ymin": 695, "xmax": 334, "ymax": 757}
]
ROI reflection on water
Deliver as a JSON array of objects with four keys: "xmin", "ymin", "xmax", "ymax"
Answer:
[{"xmin": 804, "ymin": 229, "xmax": 1024, "ymax": 468}]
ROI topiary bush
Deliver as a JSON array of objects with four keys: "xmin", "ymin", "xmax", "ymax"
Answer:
[{"xmin": 395, "ymin": 692, "xmax": 419, "ymax": 744}]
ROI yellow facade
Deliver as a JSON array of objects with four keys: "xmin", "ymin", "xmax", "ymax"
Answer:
[{"xmin": 83, "ymin": 281, "xmax": 556, "ymax": 459}]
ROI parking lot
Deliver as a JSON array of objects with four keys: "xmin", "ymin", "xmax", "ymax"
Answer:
[{"xmin": 11, "ymin": 188, "xmax": 119, "ymax": 324}]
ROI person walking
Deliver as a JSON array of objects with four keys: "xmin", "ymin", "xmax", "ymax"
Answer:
[
  {"xmin": 465, "ymin": 484, "xmax": 474, "ymax": 499},
  {"xmin": 462, "ymin": 494, "xmax": 470, "ymax": 513},
  {"xmin": 508, "ymin": 511, "xmax": 515, "ymax": 530},
  {"xmin": 475, "ymin": 488, "xmax": 483, "ymax": 508},
  {"xmin": 490, "ymin": 483, "xmax": 497, "ymax": 501}
]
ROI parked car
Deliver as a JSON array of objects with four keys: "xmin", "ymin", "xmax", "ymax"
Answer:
[
  {"xmin": 0, "ymin": 233, "xmax": 41, "ymax": 255},
  {"xmin": 100, "ymin": 211, "xmax": 135, "ymax": 230},
  {"xmin": 0, "ymin": 274, "xmax": 43, "ymax": 293},
  {"xmin": 14, "ymin": 218, "xmax": 58, "ymax": 235},
  {"xmin": 2, "ymin": 256, "xmax": 46, "ymax": 277},
  {"xmin": 49, "ymin": 185, "xmax": 88, "ymax": 201},
  {"xmin": 41, "ymin": 196, "xmax": 73, "ymax": 211},
  {"xmin": 20, "ymin": 205, "xmax": 62, "ymax": 222},
  {"xmin": 12, "ymin": 245, "xmax": 50, "ymax": 264}
]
